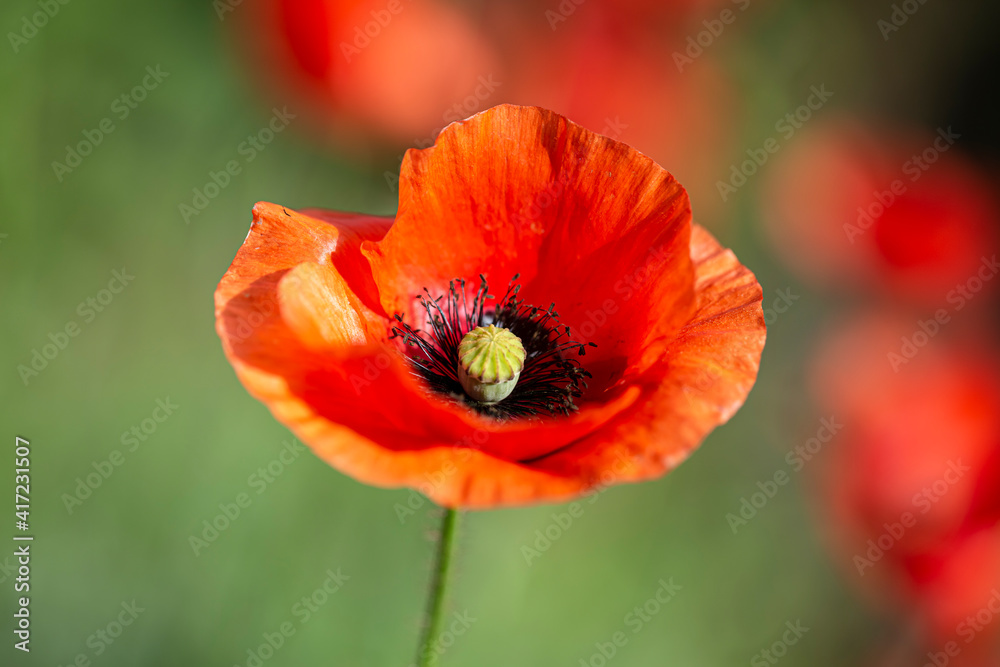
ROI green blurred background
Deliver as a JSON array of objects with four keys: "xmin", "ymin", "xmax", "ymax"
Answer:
[{"xmin": 1, "ymin": 0, "xmax": 997, "ymax": 665}]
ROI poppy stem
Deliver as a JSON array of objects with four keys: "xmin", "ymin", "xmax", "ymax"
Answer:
[{"xmin": 416, "ymin": 507, "xmax": 460, "ymax": 667}]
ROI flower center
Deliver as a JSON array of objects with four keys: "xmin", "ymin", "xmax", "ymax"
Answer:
[
  {"xmin": 391, "ymin": 275, "xmax": 595, "ymax": 420},
  {"xmin": 457, "ymin": 325, "xmax": 526, "ymax": 403}
]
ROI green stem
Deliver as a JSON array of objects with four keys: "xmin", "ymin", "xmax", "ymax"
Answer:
[{"xmin": 416, "ymin": 508, "xmax": 460, "ymax": 667}]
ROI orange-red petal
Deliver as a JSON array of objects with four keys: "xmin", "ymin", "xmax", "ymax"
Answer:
[
  {"xmin": 521, "ymin": 224, "xmax": 766, "ymax": 492},
  {"xmin": 215, "ymin": 106, "xmax": 765, "ymax": 508},
  {"xmin": 363, "ymin": 104, "xmax": 696, "ymax": 391}
]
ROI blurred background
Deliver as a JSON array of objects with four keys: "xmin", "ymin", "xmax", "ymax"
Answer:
[{"xmin": 2, "ymin": 0, "xmax": 999, "ymax": 664}]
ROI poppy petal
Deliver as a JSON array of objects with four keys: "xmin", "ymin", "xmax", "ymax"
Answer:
[
  {"xmin": 216, "ymin": 202, "xmax": 475, "ymax": 440},
  {"xmin": 522, "ymin": 224, "xmax": 766, "ymax": 494},
  {"xmin": 362, "ymin": 104, "xmax": 696, "ymax": 389}
]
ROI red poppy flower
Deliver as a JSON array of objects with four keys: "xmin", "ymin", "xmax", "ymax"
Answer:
[
  {"xmin": 905, "ymin": 527, "xmax": 1000, "ymax": 645},
  {"xmin": 857, "ymin": 528, "xmax": 1000, "ymax": 667},
  {"xmin": 486, "ymin": 4, "xmax": 740, "ymax": 229},
  {"xmin": 762, "ymin": 117, "xmax": 999, "ymax": 306},
  {"xmin": 215, "ymin": 105, "xmax": 765, "ymax": 508},
  {"xmin": 501, "ymin": 0, "xmax": 745, "ymax": 25},
  {"xmin": 232, "ymin": 0, "xmax": 500, "ymax": 146},
  {"xmin": 810, "ymin": 313, "xmax": 1000, "ymax": 634}
]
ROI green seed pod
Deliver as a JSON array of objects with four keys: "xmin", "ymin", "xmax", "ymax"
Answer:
[{"xmin": 457, "ymin": 325, "xmax": 526, "ymax": 403}]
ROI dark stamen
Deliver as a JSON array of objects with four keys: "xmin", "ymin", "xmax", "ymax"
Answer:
[{"xmin": 390, "ymin": 275, "xmax": 595, "ymax": 420}]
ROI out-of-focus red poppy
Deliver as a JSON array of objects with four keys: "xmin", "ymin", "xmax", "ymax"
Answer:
[
  {"xmin": 528, "ymin": 0, "xmax": 745, "ymax": 23},
  {"xmin": 232, "ymin": 0, "xmax": 500, "ymax": 146},
  {"xmin": 215, "ymin": 105, "xmax": 765, "ymax": 508},
  {"xmin": 763, "ymin": 117, "xmax": 999, "ymax": 307},
  {"xmin": 906, "ymin": 527, "xmax": 1000, "ymax": 645},
  {"xmin": 487, "ymin": 3, "xmax": 741, "ymax": 229},
  {"xmin": 860, "ymin": 530, "xmax": 1000, "ymax": 664},
  {"xmin": 232, "ymin": 0, "xmax": 741, "ymax": 230},
  {"xmin": 810, "ymin": 313, "xmax": 1000, "ymax": 643}
]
